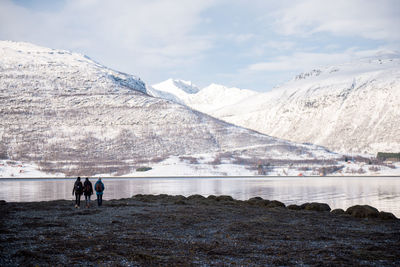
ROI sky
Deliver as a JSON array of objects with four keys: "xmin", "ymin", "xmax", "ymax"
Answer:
[{"xmin": 1, "ymin": 0, "xmax": 399, "ymax": 91}]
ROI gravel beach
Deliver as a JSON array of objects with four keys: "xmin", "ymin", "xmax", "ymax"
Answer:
[{"xmin": 1, "ymin": 195, "xmax": 399, "ymax": 266}]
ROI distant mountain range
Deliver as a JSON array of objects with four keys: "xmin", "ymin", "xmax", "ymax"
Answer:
[
  {"xmin": 0, "ymin": 41, "xmax": 341, "ymax": 177},
  {"xmin": 148, "ymin": 79, "xmax": 257, "ymax": 113},
  {"xmin": 152, "ymin": 52, "xmax": 400, "ymax": 155}
]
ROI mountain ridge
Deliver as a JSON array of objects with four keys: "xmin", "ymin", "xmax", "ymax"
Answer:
[
  {"xmin": 149, "ymin": 79, "xmax": 257, "ymax": 113},
  {"xmin": 0, "ymin": 40, "xmax": 342, "ymax": 177},
  {"xmin": 211, "ymin": 52, "xmax": 400, "ymax": 154}
]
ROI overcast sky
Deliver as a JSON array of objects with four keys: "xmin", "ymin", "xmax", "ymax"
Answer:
[{"xmin": 1, "ymin": 0, "xmax": 399, "ymax": 91}]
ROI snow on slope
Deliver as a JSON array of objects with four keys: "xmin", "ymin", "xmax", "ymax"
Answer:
[
  {"xmin": 149, "ymin": 80, "xmax": 257, "ymax": 113},
  {"xmin": 0, "ymin": 41, "xmax": 146, "ymax": 94},
  {"xmin": 212, "ymin": 52, "xmax": 400, "ymax": 155},
  {"xmin": 148, "ymin": 79, "xmax": 200, "ymax": 105},
  {"xmin": 0, "ymin": 41, "xmax": 342, "ymax": 177}
]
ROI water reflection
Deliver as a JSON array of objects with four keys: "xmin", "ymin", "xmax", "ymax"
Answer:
[{"xmin": 0, "ymin": 177, "xmax": 399, "ymax": 216}]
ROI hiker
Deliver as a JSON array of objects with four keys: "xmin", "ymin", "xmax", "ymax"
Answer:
[
  {"xmin": 72, "ymin": 177, "xmax": 83, "ymax": 208},
  {"xmin": 94, "ymin": 178, "xmax": 105, "ymax": 206},
  {"xmin": 83, "ymin": 177, "xmax": 93, "ymax": 208}
]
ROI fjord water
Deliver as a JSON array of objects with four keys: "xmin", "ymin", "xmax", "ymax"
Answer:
[{"xmin": 0, "ymin": 177, "xmax": 399, "ymax": 217}]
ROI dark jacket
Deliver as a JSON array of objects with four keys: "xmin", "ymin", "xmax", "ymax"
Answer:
[
  {"xmin": 72, "ymin": 180, "xmax": 83, "ymax": 196},
  {"xmin": 83, "ymin": 180, "xmax": 93, "ymax": 196}
]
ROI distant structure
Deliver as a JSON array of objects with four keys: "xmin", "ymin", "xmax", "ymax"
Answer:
[{"xmin": 377, "ymin": 152, "xmax": 400, "ymax": 162}]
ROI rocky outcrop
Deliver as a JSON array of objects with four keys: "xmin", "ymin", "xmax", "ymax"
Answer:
[
  {"xmin": 301, "ymin": 202, "xmax": 331, "ymax": 212},
  {"xmin": 287, "ymin": 204, "xmax": 302, "ymax": 210},
  {"xmin": 331, "ymin": 208, "xmax": 346, "ymax": 215},
  {"xmin": 346, "ymin": 205, "xmax": 380, "ymax": 218},
  {"xmin": 379, "ymin": 211, "xmax": 397, "ymax": 220}
]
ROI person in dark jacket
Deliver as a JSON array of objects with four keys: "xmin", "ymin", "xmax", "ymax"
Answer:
[
  {"xmin": 72, "ymin": 177, "xmax": 83, "ymax": 208},
  {"xmin": 94, "ymin": 178, "xmax": 105, "ymax": 206},
  {"xmin": 83, "ymin": 177, "xmax": 93, "ymax": 208}
]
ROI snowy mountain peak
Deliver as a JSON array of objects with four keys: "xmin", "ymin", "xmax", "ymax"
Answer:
[
  {"xmin": 0, "ymin": 41, "xmax": 343, "ymax": 177},
  {"xmin": 153, "ymin": 78, "xmax": 200, "ymax": 94},
  {"xmin": 212, "ymin": 54, "xmax": 400, "ymax": 155},
  {"xmin": 202, "ymin": 83, "xmax": 234, "ymax": 92},
  {"xmin": 289, "ymin": 51, "xmax": 400, "ymax": 84},
  {"xmin": 0, "ymin": 40, "xmax": 146, "ymax": 94},
  {"xmin": 150, "ymin": 80, "xmax": 258, "ymax": 113}
]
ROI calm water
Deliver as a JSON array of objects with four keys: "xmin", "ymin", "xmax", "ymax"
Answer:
[{"xmin": 0, "ymin": 176, "xmax": 399, "ymax": 216}]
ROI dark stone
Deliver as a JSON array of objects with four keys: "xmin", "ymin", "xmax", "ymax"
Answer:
[
  {"xmin": 379, "ymin": 211, "xmax": 397, "ymax": 220},
  {"xmin": 216, "ymin": 195, "xmax": 234, "ymax": 202},
  {"xmin": 207, "ymin": 195, "xmax": 217, "ymax": 200},
  {"xmin": 300, "ymin": 203, "xmax": 309, "ymax": 209},
  {"xmin": 247, "ymin": 197, "xmax": 269, "ymax": 206},
  {"xmin": 287, "ymin": 204, "xmax": 302, "ymax": 210},
  {"xmin": 346, "ymin": 205, "xmax": 379, "ymax": 218},
  {"xmin": 248, "ymin": 197, "xmax": 263, "ymax": 201},
  {"xmin": 266, "ymin": 200, "xmax": 286, "ymax": 208},
  {"xmin": 331, "ymin": 208, "xmax": 345, "ymax": 215},
  {"xmin": 303, "ymin": 202, "xmax": 331, "ymax": 212},
  {"xmin": 187, "ymin": 194, "xmax": 206, "ymax": 200}
]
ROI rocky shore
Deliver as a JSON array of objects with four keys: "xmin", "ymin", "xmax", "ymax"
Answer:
[{"xmin": 1, "ymin": 195, "xmax": 399, "ymax": 266}]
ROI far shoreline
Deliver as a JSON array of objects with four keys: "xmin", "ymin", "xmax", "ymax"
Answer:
[{"xmin": 1, "ymin": 175, "xmax": 400, "ymax": 180}]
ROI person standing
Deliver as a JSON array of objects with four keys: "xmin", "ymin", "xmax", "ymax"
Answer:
[
  {"xmin": 72, "ymin": 177, "xmax": 83, "ymax": 208},
  {"xmin": 83, "ymin": 177, "xmax": 93, "ymax": 208},
  {"xmin": 94, "ymin": 178, "xmax": 105, "ymax": 206}
]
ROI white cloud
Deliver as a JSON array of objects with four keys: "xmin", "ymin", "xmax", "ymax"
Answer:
[
  {"xmin": 1, "ymin": 0, "xmax": 399, "ymax": 91},
  {"xmin": 0, "ymin": 0, "xmax": 218, "ymax": 80},
  {"xmin": 274, "ymin": 0, "xmax": 400, "ymax": 41}
]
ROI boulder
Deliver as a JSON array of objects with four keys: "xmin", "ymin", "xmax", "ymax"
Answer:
[
  {"xmin": 248, "ymin": 197, "xmax": 263, "ymax": 201},
  {"xmin": 379, "ymin": 211, "xmax": 397, "ymax": 220},
  {"xmin": 216, "ymin": 195, "xmax": 234, "ymax": 202},
  {"xmin": 287, "ymin": 204, "xmax": 302, "ymax": 210},
  {"xmin": 187, "ymin": 194, "xmax": 206, "ymax": 201},
  {"xmin": 207, "ymin": 195, "xmax": 217, "ymax": 200},
  {"xmin": 266, "ymin": 200, "xmax": 286, "ymax": 208},
  {"xmin": 302, "ymin": 202, "xmax": 331, "ymax": 212},
  {"xmin": 331, "ymin": 208, "xmax": 345, "ymax": 215},
  {"xmin": 346, "ymin": 205, "xmax": 379, "ymax": 218},
  {"xmin": 173, "ymin": 195, "xmax": 187, "ymax": 201},
  {"xmin": 247, "ymin": 197, "xmax": 266, "ymax": 206}
]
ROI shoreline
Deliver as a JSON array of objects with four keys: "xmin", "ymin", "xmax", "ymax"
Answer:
[
  {"xmin": 1, "ymin": 194, "xmax": 399, "ymax": 266},
  {"xmin": 1, "ymin": 174, "xmax": 400, "ymax": 180},
  {"xmin": 1, "ymin": 194, "xmax": 398, "ymax": 220}
]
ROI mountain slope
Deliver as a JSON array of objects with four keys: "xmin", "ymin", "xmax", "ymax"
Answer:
[
  {"xmin": 212, "ymin": 52, "xmax": 400, "ymax": 155},
  {"xmin": 149, "ymin": 80, "xmax": 257, "ymax": 113},
  {"xmin": 0, "ymin": 41, "xmax": 339, "ymax": 176}
]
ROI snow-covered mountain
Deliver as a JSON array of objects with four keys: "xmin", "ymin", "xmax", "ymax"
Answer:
[
  {"xmin": 149, "ymin": 79, "xmax": 257, "ymax": 113},
  {"xmin": 148, "ymin": 78, "xmax": 200, "ymax": 105},
  {"xmin": 0, "ymin": 41, "xmax": 342, "ymax": 177},
  {"xmin": 212, "ymin": 52, "xmax": 400, "ymax": 155}
]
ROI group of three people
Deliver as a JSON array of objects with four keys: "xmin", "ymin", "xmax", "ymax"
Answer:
[{"xmin": 72, "ymin": 177, "xmax": 105, "ymax": 208}]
